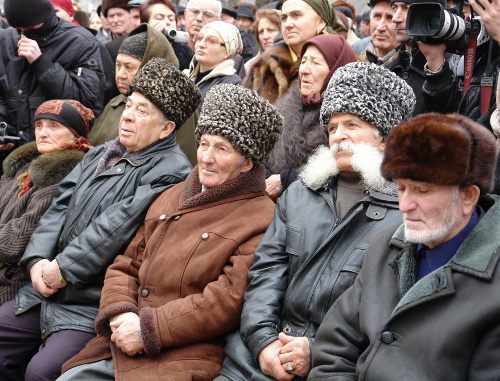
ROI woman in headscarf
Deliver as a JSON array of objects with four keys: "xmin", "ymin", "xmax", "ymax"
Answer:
[
  {"xmin": 264, "ymin": 34, "xmax": 358, "ymax": 201},
  {"xmin": 0, "ymin": 99, "xmax": 93, "ymax": 305},
  {"xmin": 185, "ymin": 20, "xmax": 243, "ymax": 110},
  {"xmin": 246, "ymin": 0, "xmax": 346, "ymax": 104}
]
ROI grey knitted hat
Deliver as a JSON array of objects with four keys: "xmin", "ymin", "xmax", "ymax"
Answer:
[
  {"xmin": 321, "ymin": 62, "xmax": 416, "ymax": 136},
  {"xmin": 129, "ymin": 58, "xmax": 201, "ymax": 129},
  {"xmin": 195, "ymin": 84, "xmax": 283, "ymax": 167}
]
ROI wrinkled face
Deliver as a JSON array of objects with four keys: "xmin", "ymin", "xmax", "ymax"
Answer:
[
  {"xmin": 107, "ymin": 7, "xmax": 132, "ymax": 37},
  {"xmin": 130, "ymin": 7, "xmax": 141, "ymax": 28},
  {"xmin": 391, "ymin": 2, "xmax": 410, "ymax": 43},
  {"xmin": 327, "ymin": 113, "xmax": 384, "ymax": 172},
  {"xmin": 299, "ymin": 45, "xmax": 329, "ymax": 96},
  {"xmin": 35, "ymin": 118, "xmax": 76, "ymax": 154},
  {"xmin": 185, "ymin": 0, "xmax": 219, "ymax": 38},
  {"xmin": 195, "ymin": 29, "xmax": 227, "ymax": 71},
  {"xmin": 281, "ymin": 0, "xmax": 325, "ymax": 54},
  {"xmin": 54, "ymin": 5, "xmax": 73, "ymax": 22},
  {"xmin": 237, "ymin": 17, "xmax": 253, "ymax": 32},
  {"xmin": 257, "ymin": 17, "xmax": 280, "ymax": 50},
  {"xmin": 149, "ymin": 3, "xmax": 177, "ymax": 31},
  {"xmin": 197, "ymin": 134, "xmax": 253, "ymax": 188},
  {"xmin": 119, "ymin": 92, "xmax": 169, "ymax": 152},
  {"xmin": 370, "ymin": 2, "xmax": 397, "ymax": 57},
  {"xmin": 397, "ymin": 179, "xmax": 468, "ymax": 248},
  {"xmin": 115, "ymin": 53, "xmax": 141, "ymax": 95}
]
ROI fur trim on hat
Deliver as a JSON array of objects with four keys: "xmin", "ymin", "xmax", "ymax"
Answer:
[
  {"xmin": 321, "ymin": 62, "xmax": 415, "ymax": 136},
  {"xmin": 381, "ymin": 113, "xmax": 497, "ymax": 194},
  {"xmin": 102, "ymin": 0, "xmax": 129, "ymax": 17},
  {"xmin": 129, "ymin": 58, "xmax": 201, "ymax": 129},
  {"xmin": 195, "ymin": 84, "xmax": 283, "ymax": 167}
]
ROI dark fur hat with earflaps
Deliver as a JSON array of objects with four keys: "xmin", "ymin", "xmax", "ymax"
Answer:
[{"xmin": 381, "ymin": 113, "xmax": 498, "ymax": 194}]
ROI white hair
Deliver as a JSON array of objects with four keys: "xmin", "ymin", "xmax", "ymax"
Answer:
[{"xmin": 186, "ymin": 0, "xmax": 222, "ymax": 17}]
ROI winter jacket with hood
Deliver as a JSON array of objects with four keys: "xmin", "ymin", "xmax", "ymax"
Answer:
[{"xmin": 310, "ymin": 195, "xmax": 500, "ymax": 381}]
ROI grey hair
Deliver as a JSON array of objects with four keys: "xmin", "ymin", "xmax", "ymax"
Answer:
[{"xmin": 186, "ymin": 0, "xmax": 222, "ymax": 17}]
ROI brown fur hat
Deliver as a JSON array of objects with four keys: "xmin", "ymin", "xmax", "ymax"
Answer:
[
  {"xmin": 381, "ymin": 113, "xmax": 498, "ymax": 194},
  {"xmin": 102, "ymin": 0, "xmax": 129, "ymax": 17}
]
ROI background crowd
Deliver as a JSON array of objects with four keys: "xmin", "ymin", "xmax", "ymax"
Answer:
[{"xmin": 1, "ymin": 0, "xmax": 500, "ymax": 379}]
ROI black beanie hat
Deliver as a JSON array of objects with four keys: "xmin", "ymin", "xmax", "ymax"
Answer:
[
  {"xmin": 118, "ymin": 32, "xmax": 148, "ymax": 60},
  {"xmin": 4, "ymin": 0, "xmax": 54, "ymax": 28},
  {"xmin": 34, "ymin": 99, "xmax": 95, "ymax": 138}
]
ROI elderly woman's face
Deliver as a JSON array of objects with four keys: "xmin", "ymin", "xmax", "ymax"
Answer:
[
  {"xmin": 195, "ymin": 29, "xmax": 227, "ymax": 72},
  {"xmin": 281, "ymin": 0, "xmax": 326, "ymax": 54},
  {"xmin": 258, "ymin": 17, "xmax": 280, "ymax": 50},
  {"xmin": 197, "ymin": 134, "xmax": 253, "ymax": 189},
  {"xmin": 299, "ymin": 45, "xmax": 329, "ymax": 96},
  {"xmin": 35, "ymin": 119, "xmax": 76, "ymax": 154}
]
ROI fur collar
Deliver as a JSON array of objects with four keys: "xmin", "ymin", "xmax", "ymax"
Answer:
[
  {"xmin": 265, "ymin": 83, "xmax": 326, "ymax": 173},
  {"xmin": 178, "ymin": 164, "xmax": 266, "ymax": 210},
  {"xmin": 2, "ymin": 142, "xmax": 86, "ymax": 189}
]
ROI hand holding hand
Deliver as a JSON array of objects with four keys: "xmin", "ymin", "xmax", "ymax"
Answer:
[
  {"xmin": 265, "ymin": 174, "xmax": 283, "ymax": 203},
  {"xmin": 258, "ymin": 339, "xmax": 294, "ymax": 381},
  {"xmin": 41, "ymin": 259, "xmax": 66, "ymax": 290},
  {"xmin": 17, "ymin": 35, "xmax": 42, "ymax": 63},
  {"xmin": 110, "ymin": 312, "xmax": 144, "ymax": 356},
  {"xmin": 278, "ymin": 332, "xmax": 311, "ymax": 378},
  {"xmin": 30, "ymin": 259, "xmax": 56, "ymax": 297}
]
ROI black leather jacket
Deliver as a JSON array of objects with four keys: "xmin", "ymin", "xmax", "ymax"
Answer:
[
  {"xmin": 220, "ymin": 176, "xmax": 402, "ymax": 380},
  {"xmin": 16, "ymin": 133, "xmax": 191, "ymax": 338}
]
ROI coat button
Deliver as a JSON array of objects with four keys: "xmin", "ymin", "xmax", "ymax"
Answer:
[
  {"xmin": 18, "ymin": 89, "xmax": 22, "ymax": 95},
  {"xmin": 159, "ymin": 214, "xmax": 166, "ymax": 220},
  {"xmin": 141, "ymin": 289, "xmax": 150, "ymax": 297},
  {"xmin": 174, "ymin": 215, "xmax": 180, "ymax": 220},
  {"xmin": 201, "ymin": 233, "xmax": 209, "ymax": 240},
  {"xmin": 283, "ymin": 325, "xmax": 292, "ymax": 333},
  {"xmin": 381, "ymin": 331, "xmax": 394, "ymax": 344},
  {"xmin": 41, "ymin": 329, "xmax": 46, "ymax": 335},
  {"xmin": 116, "ymin": 168, "xmax": 122, "ymax": 173}
]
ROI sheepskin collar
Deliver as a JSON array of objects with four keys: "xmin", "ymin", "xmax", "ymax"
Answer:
[
  {"xmin": 2, "ymin": 142, "xmax": 86, "ymax": 189},
  {"xmin": 178, "ymin": 164, "xmax": 266, "ymax": 210}
]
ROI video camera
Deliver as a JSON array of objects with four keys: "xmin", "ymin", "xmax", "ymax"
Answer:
[
  {"xmin": 0, "ymin": 122, "xmax": 20, "ymax": 144},
  {"xmin": 162, "ymin": 28, "xmax": 190, "ymax": 44},
  {"xmin": 406, "ymin": 0, "xmax": 489, "ymax": 55}
]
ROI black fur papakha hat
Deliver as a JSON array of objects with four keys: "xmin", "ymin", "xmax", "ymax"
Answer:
[
  {"xmin": 381, "ymin": 113, "xmax": 497, "ymax": 194},
  {"xmin": 195, "ymin": 84, "xmax": 283, "ymax": 167},
  {"xmin": 129, "ymin": 58, "xmax": 201, "ymax": 129}
]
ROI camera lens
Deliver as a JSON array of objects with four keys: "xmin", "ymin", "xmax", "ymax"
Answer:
[
  {"xmin": 425, "ymin": 15, "xmax": 441, "ymax": 33},
  {"xmin": 434, "ymin": 9, "xmax": 466, "ymax": 40}
]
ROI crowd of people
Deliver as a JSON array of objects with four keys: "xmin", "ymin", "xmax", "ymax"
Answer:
[{"xmin": 1, "ymin": 0, "xmax": 500, "ymax": 379}]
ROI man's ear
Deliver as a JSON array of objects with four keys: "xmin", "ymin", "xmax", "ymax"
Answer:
[
  {"xmin": 160, "ymin": 120, "xmax": 176, "ymax": 139},
  {"xmin": 240, "ymin": 157, "xmax": 254, "ymax": 173},
  {"xmin": 462, "ymin": 185, "xmax": 480, "ymax": 216}
]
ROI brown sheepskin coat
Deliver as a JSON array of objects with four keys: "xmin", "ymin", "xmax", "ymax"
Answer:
[
  {"xmin": 63, "ymin": 165, "xmax": 275, "ymax": 381},
  {"xmin": 0, "ymin": 142, "xmax": 85, "ymax": 305},
  {"xmin": 246, "ymin": 42, "xmax": 300, "ymax": 104}
]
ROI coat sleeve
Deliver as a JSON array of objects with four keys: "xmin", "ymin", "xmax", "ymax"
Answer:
[
  {"xmin": 239, "ymin": 198, "xmax": 291, "ymax": 361},
  {"xmin": 136, "ymin": 233, "xmax": 262, "ymax": 355},
  {"xmin": 422, "ymin": 59, "xmax": 458, "ymax": 114},
  {"xmin": 53, "ymin": 172, "xmax": 184, "ymax": 287},
  {"xmin": 308, "ymin": 266, "xmax": 366, "ymax": 381},
  {"xmin": 0, "ymin": 185, "xmax": 58, "ymax": 265},
  {"xmin": 30, "ymin": 33, "xmax": 105, "ymax": 114}
]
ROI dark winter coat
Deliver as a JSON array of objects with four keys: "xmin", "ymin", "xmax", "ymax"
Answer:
[
  {"xmin": 219, "ymin": 174, "xmax": 402, "ymax": 380},
  {"xmin": 310, "ymin": 195, "xmax": 500, "ymax": 381},
  {"xmin": 15, "ymin": 133, "xmax": 191, "ymax": 338},
  {"xmin": 0, "ymin": 14, "xmax": 105, "ymax": 145},
  {"xmin": 265, "ymin": 83, "xmax": 326, "ymax": 191},
  {"xmin": 0, "ymin": 142, "xmax": 85, "ymax": 305},
  {"xmin": 62, "ymin": 165, "xmax": 275, "ymax": 380}
]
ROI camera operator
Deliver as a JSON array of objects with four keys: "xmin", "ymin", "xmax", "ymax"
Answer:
[{"xmin": 389, "ymin": 0, "xmax": 458, "ymax": 116}]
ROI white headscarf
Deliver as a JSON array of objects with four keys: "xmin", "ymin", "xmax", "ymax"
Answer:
[{"xmin": 201, "ymin": 20, "xmax": 243, "ymax": 59}]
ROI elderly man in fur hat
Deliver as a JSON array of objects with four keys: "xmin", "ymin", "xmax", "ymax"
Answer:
[
  {"xmin": 57, "ymin": 84, "xmax": 283, "ymax": 380},
  {"xmin": 310, "ymin": 113, "xmax": 500, "ymax": 380},
  {"xmin": 0, "ymin": 58, "xmax": 200, "ymax": 381},
  {"xmin": 217, "ymin": 62, "xmax": 415, "ymax": 381}
]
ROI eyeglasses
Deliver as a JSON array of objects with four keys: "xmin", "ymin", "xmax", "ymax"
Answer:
[
  {"xmin": 186, "ymin": 6, "xmax": 217, "ymax": 20},
  {"xmin": 195, "ymin": 34, "xmax": 225, "ymax": 47}
]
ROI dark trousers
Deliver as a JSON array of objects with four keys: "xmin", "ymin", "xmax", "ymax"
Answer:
[{"xmin": 0, "ymin": 299, "xmax": 95, "ymax": 381}]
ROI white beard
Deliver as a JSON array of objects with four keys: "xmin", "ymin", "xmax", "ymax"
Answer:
[{"xmin": 299, "ymin": 141, "xmax": 398, "ymax": 196}]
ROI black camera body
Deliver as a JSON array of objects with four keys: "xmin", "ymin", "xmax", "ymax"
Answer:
[
  {"xmin": 0, "ymin": 122, "xmax": 20, "ymax": 144},
  {"xmin": 406, "ymin": 0, "xmax": 488, "ymax": 55}
]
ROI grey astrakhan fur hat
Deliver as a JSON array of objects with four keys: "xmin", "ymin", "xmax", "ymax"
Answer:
[
  {"xmin": 195, "ymin": 84, "xmax": 283, "ymax": 167},
  {"xmin": 129, "ymin": 58, "xmax": 201, "ymax": 129},
  {"xmin": 320, "ymin": 62, "xmax": 416, "ymax": 136}
]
